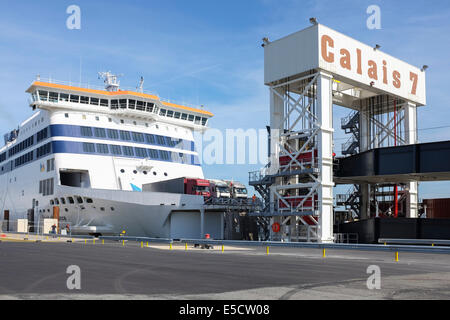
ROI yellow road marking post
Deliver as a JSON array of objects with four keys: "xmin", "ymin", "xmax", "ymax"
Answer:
[
  {"xmin": 84, "ymin": 239, "xmax": 87, "ymax": 245},
  {"xmin": 395, "ymin": 251, "xmax": 399, "ymax": 262},
  {"xmin": 169, "ymin": 243, "xmax": 173, "ymax": 250},
  {"xmin": 266, "ymin": 246, "xmax": 269, "ymax": 255},
  {"xmin": 102, "ymin": 239, "xmax": 104, "ymax": 245},
  {"xmin": 222, "ymin": 245, "xmax": 224, "ymax": 253},
  {"xmin": 122, "ymin": 240, "xmax": 125, "ymax": 246},
  {"xmin": 322, "ymin": 248, "xmax": 326, "ymax": 258},
  {"xmin": 432, "ymin": 243, "xmax": 435, "ymax": 247},
  {"xmin": 141, "ymin": 241, "xmax": 143, "ymax": 248},
  {"xmin": 146, "ymin": 241, "xmax": 149, "ymax": 247},
  {"xmin": 185, "ymin": 243, "xmax": 188, "ymax": 251},
  {"xmin": 93, "ymin": 239, "xmax": 95, "ymax": 245}
]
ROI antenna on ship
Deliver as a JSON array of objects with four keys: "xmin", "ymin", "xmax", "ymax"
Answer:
[
  {"xmin": 136, "ymin": 76, "xmax": 144, "ymax": 93},
  {"xmin": 98, "ymin": 71, "xmax": 123, "ymax": 92}
]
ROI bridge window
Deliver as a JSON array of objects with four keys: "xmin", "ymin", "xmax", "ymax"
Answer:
[
  {"xmin": 146, "ymin": 102, "xmax": 154, "ymax": 113},
  {"xmin": 188, "ymin": 114, "xmax": 194, "ymax": 122},
  {"xmin": 202, "ymin": 117, "xmax": 207, "ymax": 126},
  {"xmin": 59, "ymin": 93, "xmax": 69, "ymax": 102},
  {"xmin": 80, "ymin": 96, "xmax": 89, "ymax": 104},
  {"xmin": 49, "ymin": 92, "xmax": 58, "ymax": 102},
  {"xmin": 136, "ymin": 100, "xmax": 145, "ymax": 111},
  {"xmin": 174, "ymin": 112, "xmax": 181, "ymax": 119},
  {"xmin": 38, "ymin": 90, "xmax": 48, "ymax": 101},
  {"xmin": 128, "ymin": 99, "xmax": 136, "ymax": 109},
  {"xmin": 159, "ymin": 109, "xmax": 167, "ymax": 116},
  {"xmin": 167, "ymin": 110, "xmax": 174, "ymax": 118},
  {"xmin": 90, "ymin": 97, "xmax": 99, "ymax": 106},
  {"xmin": 111, "ymin": 100, "xmax": 119, "ymax": 109},
  {"xmin": 119, "ymin": 99, "xmax": 127, "ymax": 109},
  {"xmin": 70, "ymin": 95, "xmax": 80, "ymax": 103},
  {"xmin": 100, "ymin": 99, "xmax": 109, "ymax": 107},
  {"xmin": 195, "ymin": 116, "xmax": 201, "ymax": 125},
  {"xmin": 181, "ymin": 113, "xmax": 188, "ymax": 120}
]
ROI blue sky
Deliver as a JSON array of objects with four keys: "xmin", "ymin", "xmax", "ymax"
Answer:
[{"xmin": 1, "ymin": 0, "xmax": 450, "ymax": 199}]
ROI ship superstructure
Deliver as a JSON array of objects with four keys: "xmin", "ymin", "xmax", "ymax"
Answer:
[{"xmin": 0, "ymin": 74, "xmax": 223, "ymax": 238}]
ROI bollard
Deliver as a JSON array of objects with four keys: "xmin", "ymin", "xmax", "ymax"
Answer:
[
  {"xmin": 85, "ymin": 239, "xmax": 87, "ymax": 245},
  {"xmin": 93, "ymin": 239, "xmax": 95, "ymax": 245},
  {"xmin": 102, "ymin": 239, "xmax": 104, "ymax": 245},
  {"xmin": 266, "ymin": 246, "xmax": 269, "ymax": 255},
  {"xmin": 169, "ymin": 243, "xmax": 173, "ymax": 250},
  {"xmin": 222, "ymin": 245, "xmax": 224, "ymax": 253},
  {"xmin": 146, "ymin": 241, "xmax": 149, "ymax": 248},
  {"xmin": 122, "ymin": 240, "xmax": 125, "ymax": 246},
  {"xmin": 141, "ymin": 241, "xmax": 143, "ymax": 248},
  {"xmin": 395, "ymin": 251, "xmax": 399, "ymax": 262},
  {"xmin": 322, "ymin": 248, "xmax": 326, "ymax": 258},
  {"xmin": 185, "ymin": 243, "xmax": 188, "ymax": 251}
]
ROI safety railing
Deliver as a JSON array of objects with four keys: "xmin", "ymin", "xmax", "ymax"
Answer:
[
  {"xmin": 99, "ymin": 236, "xmax": 173, "ymax": 244},
  {"xmin": 379, "ymin": 238, "xmax": 450, "ymax": 246},
  {"xmin": 178, "ymin": 238, "xmax": 450, "ymax": 254}
]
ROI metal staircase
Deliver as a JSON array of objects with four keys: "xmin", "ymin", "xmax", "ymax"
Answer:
[
  {"xmin": 336, "ymin": 185, "xmax": 360, "ymax": 217},
  {"xmin": 340, "ymin": 111, "xmax": 360, "ymax": 155}
]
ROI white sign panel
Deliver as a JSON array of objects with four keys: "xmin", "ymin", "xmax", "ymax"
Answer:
[
  {"xmin": 318, "ymin": 25, "xmax": 426, "ymax": 105},
  {"xmin": 264, "ymin": 25, "xmax": 426, "ymax": 106}
]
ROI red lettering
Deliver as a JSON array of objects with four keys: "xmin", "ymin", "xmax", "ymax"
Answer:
[{"xmin": 321, "ymin": 35, "xmax": 334, "ymax": 63}]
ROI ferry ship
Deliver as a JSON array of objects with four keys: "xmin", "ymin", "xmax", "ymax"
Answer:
[{"xmin": 0, "ymin": 73, "xmax": 224, "ymax": 239}]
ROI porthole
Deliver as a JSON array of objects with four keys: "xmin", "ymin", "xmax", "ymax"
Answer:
[
  {"xmin": 64, "ymin": 208, "xmax": 68, "ymax": 212},
  {"xmin": 100, "ymin": 207, "xmax": 105, "ymax": 211},
  {"xmin": 143, "ymin": 171, "xmax": 148, "ymax": 175},
  {"xmin": 133, "ymin": 170, "xmax": 137, "ymax": 174},
  {"xmin": 120, "ymin": 169, "xmax": 125, "ymax": 173},
  {"xmin": 86, "ymin": 198, "xmax": 93, "ymax": 204},
  {"xmin": 164, "ymin": 172, "xmax": 168, "ymax": 176},
  {"xmin": 153, "ymin": 172, "xmax": 157, "ymax": 176},
  {"xmin": 111, "ymin": 207, "xmax": 115, "ymax": 211}
]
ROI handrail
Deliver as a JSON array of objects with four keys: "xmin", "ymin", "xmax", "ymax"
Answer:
[
  {"xmin": 378, "ymin": 238, "xmax": 450, "ymax": 246},
  {"xmin": 99, "ymin": 235, "xmax": 173, "ymax": 244},
  {"xmin": 179, "ymin": 238, "xmax": 450, "ymax": 254}
]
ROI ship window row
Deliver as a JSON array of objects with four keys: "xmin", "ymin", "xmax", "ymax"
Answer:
[
  {"xmin": 0, "ymin": 142, "xmax": 52, "ymax": 174},
  {"xmin": 1, "ymin": 128, "xmax": 50, "ymax": 164},
  {"xmin": 8, "ymin": 135, "xmax": 34, "ymax": 157},
  {"xmin": 36, "ymin": 90, "xmax": 108, "ymax": 107},
  {"xmin": 14, "ymin": 150, "xmax": 34, "ymax": 167},
  {"xmin": 39, "ymin": 178, "xmax": 54, "ymax": 196},
  {"xmin": 79, "ymin": 126, "xmax": 186, "ymax": 149},
  {"xmin": 81, "ymin": 142, "xmax": 190, "ymax": 163},
  {"xmin": 33, "ymin": 90, "xmax": 209, "ymax": 126}
]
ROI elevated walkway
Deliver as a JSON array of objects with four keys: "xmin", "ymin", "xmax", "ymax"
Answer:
[{"xmin": 335, "ymin": 140, "xmax": 450, "ymax": 184}]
